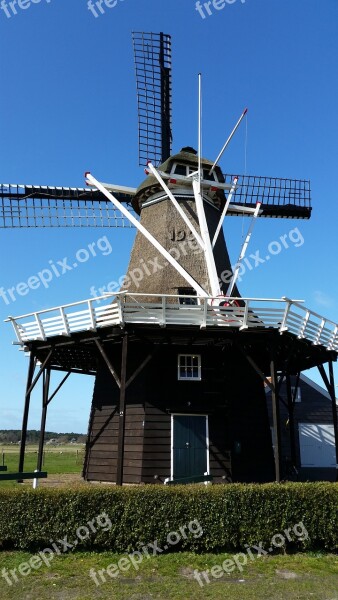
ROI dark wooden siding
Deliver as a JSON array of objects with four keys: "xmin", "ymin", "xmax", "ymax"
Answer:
[
  {"xmin": 140, "ymin": 346, "xmax": 274, "ymax": 483},
  {"xmin": 142, "ymin": 405, "xmax": 171, "ymax": 483},
  {"xmin": 84, "ymin": 353, "xmax": 145, "ymax": 483},
  {"xmin": 208, "ymin": 413, "xmax": 232, "ymax": 482},
  {"xmin": 84, "ymin": 341, "xmax": 275, "ymax": 484},
  {"xmin": 227, "ymin": 357, "xmax": 275, "ymax": 483},
  {"xmin": 140, "ymin": 346, "xmax": 233, "ymax": 483}
]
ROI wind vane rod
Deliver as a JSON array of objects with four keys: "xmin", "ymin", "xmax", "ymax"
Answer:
[
  {"xmin": 209, "ymin": 108, "xmax": 248, "ymax": 175},
  {"xmin": 198, "ymin": 73, "xmax": 202, "ymax": 185},
  {"xmin": 193, "ymin": 73, "xmax": 221, "ymax": 298}
]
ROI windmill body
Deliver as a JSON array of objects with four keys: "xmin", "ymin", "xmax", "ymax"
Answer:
[
  {"xmin": 2, "ymin": 32, "xmax": 338, "ymax": 485},
  {"xmin": 84, "ymin": 146, "xmax": 274, "ymax": 484},
  {"xmin": 124, "ymin": 147, "xmax": 239, "ymax": 299}
]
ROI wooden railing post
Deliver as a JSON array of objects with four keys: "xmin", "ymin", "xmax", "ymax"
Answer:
[{"xmin": 116, "ymin": 335, "xmax": 128, "ymax": 486}]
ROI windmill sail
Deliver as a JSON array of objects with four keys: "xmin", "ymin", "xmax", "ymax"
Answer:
[
  {"xmin": 0, "ymin": 170, "xmax": 310, "ymax": 228},
  {"xmin": 133, "ymin": 31, "xmax": 172, "ymax": 166},
  {"xmin": 222, "ymin": 173, "xmax": 311, "ymax": 219},
  {"xmin": 0, "ymin": 183, "xmax": 137, "ymax": 228}
]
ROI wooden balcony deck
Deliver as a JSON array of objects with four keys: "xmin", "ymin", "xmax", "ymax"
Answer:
[{"xmin": 5, "ymin": 293, "xmax": 338, "ymax": 353}]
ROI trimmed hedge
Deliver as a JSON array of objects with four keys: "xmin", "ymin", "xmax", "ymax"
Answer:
[{"xmin": 0, "ymin": 483, "xmax": 337, "ymax": 552}]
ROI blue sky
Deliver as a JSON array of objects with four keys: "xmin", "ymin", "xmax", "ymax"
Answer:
[{"xmin": 0, "ymin": 0, "xmax": 337, "ymax": 433}]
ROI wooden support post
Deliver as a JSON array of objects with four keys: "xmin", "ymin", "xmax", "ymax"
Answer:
[
  {"xmin": 25, "ymin": 351, "xmax": 53, "ymax": 399},
  {"xmin": 116, "ymin": 334, "xmax": 128, "ymax": 486},
  {"xmin": 276, "ymin": 371, "xmax": 286, "ymax": 396},
  {"xmin": 18, "ymin": 353, "xmax": 36, "ymax": 475},
  {"xmin": 234, "ymin": 340, "xmax": 282, "ymax": 481},
  {"xmin": 275, "ymin": 372, "xmax": 291, "ymax": 411},
  {"xmin": 19, "ymin": 350, "xmax": 52, "ymax": 477},
  {"xmin": 95, "ymin": 339, "xmax": 121, "ymax": 388},
  {"xmin": 318, "ymin": 362, "xmax": 338, "ymax": 481},
  {"xmin": 126, "ymin": 354, "xmax": 152, "ymax": 389},
  {"xmin": 286, "ymin": 373, "xmax": 298, "ymax": 472},
  {"xmin": 235, "ymin": 342, "xmax": 273, "ymax": 390},
  {"xmin": 37, "ymin": 368, "xmax": 51, "ymax": 472},
  {"xmin": 47, "ymin": 372, "xmax": 71, "ymax": 406},
  {"xmin": 329, "ymin": 362, "xmax": 338, "ymax": 482},
  {"xmin": 270, "ymin": 355, "xmax": 282, "ymax": 482}
]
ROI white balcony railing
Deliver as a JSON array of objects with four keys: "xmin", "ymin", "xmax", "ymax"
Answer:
[{"xmin": 4, "ymin": 293, "xmax": 338, "ymax": 353}]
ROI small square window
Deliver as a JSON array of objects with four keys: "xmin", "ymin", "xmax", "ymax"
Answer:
[
  {"xmin": 178, "ymin": 354, "xmax": 201, "ymax": 381},
  {"xmin": 173, "ymin": 164, "xmax": 187, "ymax": 176},
  {"xmin": 177, "ymin": 287, "xmax": 198, "ymax": 306}
]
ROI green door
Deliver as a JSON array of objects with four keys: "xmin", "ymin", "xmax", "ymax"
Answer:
[{"xmin": 173, "ymin": 415, "xmax": 208, "ymax": 480}]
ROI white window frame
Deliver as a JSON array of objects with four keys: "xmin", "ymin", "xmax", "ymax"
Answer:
[
  {"xmin": 171, "ymin": 413, "xmax": 210, "ymax": 480},
  {"xmin": 177, "ymin": 354, "xmax": 201, "ymax": 381},
  {"xmin": 170, "ymin": 162, "xmax": 218, "ymax": 182}
]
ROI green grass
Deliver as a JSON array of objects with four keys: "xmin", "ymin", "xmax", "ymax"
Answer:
[
  {"xmin": 0, "ymin": 446, "xmax": 84, "ymax": 487},
  {"xmin": 0, "ymin": 551, "xmax": 336, "ymax": 599}
]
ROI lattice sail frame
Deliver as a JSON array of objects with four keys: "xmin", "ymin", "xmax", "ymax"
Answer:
[
  {"xmin": 222, "ymin": 174, "xmax": 311, "ymax": 219},
  {"xmin": 0, "ymin": 184, "xmax": 137, "ymax": 228},
  {"xmin": 0, "ymin": 173, "xmax": 311, "ymax": 229},
  {"xmin": 133, "ymin": 31, "xmax": 172, "ymax": 166}
]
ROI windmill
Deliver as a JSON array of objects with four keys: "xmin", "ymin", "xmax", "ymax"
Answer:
[{"xmin": 2, "ymin": 32, "xmax": 337, "ymax": 485}]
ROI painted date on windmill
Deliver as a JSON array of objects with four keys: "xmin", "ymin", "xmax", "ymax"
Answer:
[{"xmin": 169, "ymin": 229, "xmax": 194, "ymax": 242}]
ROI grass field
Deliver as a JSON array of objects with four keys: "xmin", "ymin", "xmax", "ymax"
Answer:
[
  {"xmin": 0, "ymin": 444, "xmax": 84, "ymax": 487},
  {"xmin": 0, "ymin": 551, "xmax": 337, "ymax": 600}
]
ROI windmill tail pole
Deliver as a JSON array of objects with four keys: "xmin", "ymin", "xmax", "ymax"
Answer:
[
  {"xmin": 198, "ymin": 73, "xmax": 202, "ymax": 186},
  {"xmin": 226, "ymin": 201, "xmax": 262, "ymax": 298},
  {"xmin": 193, "ymin": 75, "xmax": 222, "ymax": 299},
  {"xmin": 209, "ymin": 108, "xmax": 248, "ymax": 175}
]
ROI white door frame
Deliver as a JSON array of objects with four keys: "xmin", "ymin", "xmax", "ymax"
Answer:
[{"xmin": 170, "ymin": 413, "xmax": 210, "ymax": 480}]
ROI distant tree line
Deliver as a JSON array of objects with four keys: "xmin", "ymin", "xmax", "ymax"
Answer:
[{"xmin": 0, "ymin": 430, "xmax": 86, "ymax": 444}]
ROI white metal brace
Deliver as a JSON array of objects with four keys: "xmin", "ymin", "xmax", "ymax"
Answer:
[
  {"xmin": 85, "ymin": 179, "xmax": 136, "ymax": 197},
  {"xmin": 85, "ymin": 172, "xmax": 208, "ymax": 298},
  {"xmin": 212, "ymin": 176, "xmax": 238, "ymax": 248},
  {"xmin": 192, "ymin": 178, "xmax": 221, "ymax": 297},
  {"xmin": 226, "ymin": 201, "xmax": 262, "ymax": 297},
  {"xmin": 147, "ymin": 162, "xmax": 204, "ymax": 250},
  {"xmin": 209, "ymin": 108, "xmax": 248, "ymax": 175}
]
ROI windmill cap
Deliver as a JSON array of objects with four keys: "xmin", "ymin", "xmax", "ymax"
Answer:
[
  {"xmin": 180, "ymin": 146, "xmax": 197, "ymax": 155},
  {"xmin": 133, "ymin": 147, "xmax": 226, "ymax": 213}
]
